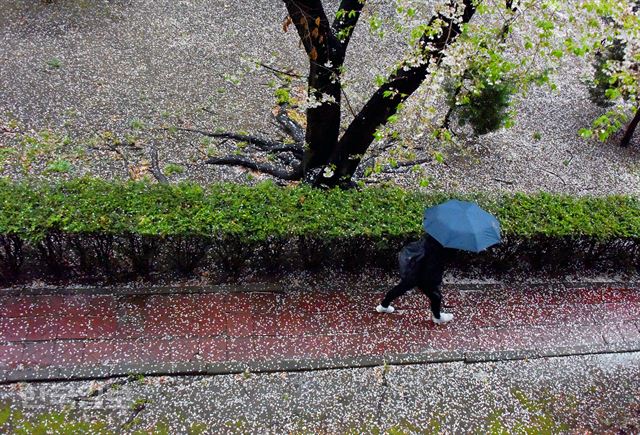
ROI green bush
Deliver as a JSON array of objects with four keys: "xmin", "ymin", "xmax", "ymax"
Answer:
[
  {"xmin": 0, "ymin": 178, "xmax": 638, "ymax": 283},
  {"xmin": 588, "ymin": 38, "xmax": 625, "ymax": 108},
  {"xmin": 444, "ymin": 54, "xmax": 518, "ymax": 135},
  {"xmin": 1, "ymin": 178, "xmax": 638, "ymax": 241}
]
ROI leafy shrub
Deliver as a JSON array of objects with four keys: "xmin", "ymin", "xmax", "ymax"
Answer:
[
  {"xmin": 0, "ymin": 178, "xmax": 638, "ymax": 284},
  {"xmin": 0, "ymin": 235, "xmax": 23, "ymax": 281},
  {"xmin": 589, "ymin": 41, "xmax": 625, "ymax": 107},
  {"xmin": 163, "ymin": 163, "xmax": 185, "ymax": 176},
  {"xmin": 444, "ymin": 54, "xmax": 518, "ymax": 135},
  {"xmin": 37, "ymin": 231, "xmax": 71, "ymax": 279},
  {"xmin": 119, "ymin": 234, "xmax": 160, "ymax": 276},
  {"xmin": 579, "ymin": 0, "xmax": 640, "ymax": 145}
]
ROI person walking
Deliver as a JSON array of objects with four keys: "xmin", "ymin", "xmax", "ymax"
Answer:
[
  {"xmin": 376, "ymin": 234, "xmax": 454, "ymax": 324},
  {"xmin": 375, "ymin": 199, "xmax": 502, "ymax": 325}
]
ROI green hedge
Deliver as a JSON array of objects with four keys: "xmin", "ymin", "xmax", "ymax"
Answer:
[
  {"xmin": 0, "ymin": 178, "xmax": 639, "ymax": 283},
  {"xmin": 1, "ymin": 178, "xmax": 639, "ymax": 241}
]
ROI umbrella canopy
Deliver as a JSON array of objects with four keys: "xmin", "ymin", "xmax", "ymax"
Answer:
[{"xmin": 423, "ymin": 200, "xmax": 501, "ymax": 253}]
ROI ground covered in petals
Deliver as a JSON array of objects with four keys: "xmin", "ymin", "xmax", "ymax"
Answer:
[{"xmin": 1, "ymin": 352, "xmax": 639, "ymax": 433}]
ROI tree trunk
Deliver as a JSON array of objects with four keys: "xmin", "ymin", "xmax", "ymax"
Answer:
[
  {"xmin": 621, "ymin": 106, "xmax": 640, "ymax": 147},
  {"xmin": 302, "ymin": 47, "xmax": 343, "ymax": 173},
  {"xmin": 282, "ymin": 0, "xmax": 356, "ymax": 178}
]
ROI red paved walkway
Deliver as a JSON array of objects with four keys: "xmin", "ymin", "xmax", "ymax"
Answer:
[{"xmin": 1, "ymin": 285, "xmax": 640, "ymax": 380}]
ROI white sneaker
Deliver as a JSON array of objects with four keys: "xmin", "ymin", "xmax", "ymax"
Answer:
[
  {"xmin": 376, "ymin": 304, "xmax": 395, "ymax": 314},
  {"xmin": 432, "ymin": 312, "xmax": 454, "ymax": 324}
]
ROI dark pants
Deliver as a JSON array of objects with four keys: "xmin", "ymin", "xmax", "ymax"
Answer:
[{"xmin": 381, "ymin": 279, "xmax": 442, "ymax": 318}]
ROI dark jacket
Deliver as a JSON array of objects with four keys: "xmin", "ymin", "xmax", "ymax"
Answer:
[{"xmin": 413, "ymin": 234, "xmax": 447, "ymax": 286}]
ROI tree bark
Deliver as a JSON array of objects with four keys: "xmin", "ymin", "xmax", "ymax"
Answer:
[
  {"xmin": 282, "ymin": 0, "xmax": 366, "ymax": 177},
  {"xmin": 303, "ymin": 55, "xmax": 343, "ymax": 172},
  {"xmin": 621, "ymin": 106, "xmax": 640, "ymax": 147},
  {"xmin": 320, "ymin": 0, "xmax": 477, "ymax": 187},
  {"xmin": 282, "ymin": 1, "xmax": 341, "ymax": 174}
]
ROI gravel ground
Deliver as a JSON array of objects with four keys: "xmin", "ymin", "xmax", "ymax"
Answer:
[
  {"xmin": 1, "ymin": 352, "xmax": 639, "ymax": 433},
  {"xmin": 1, "ymin": 0, "xmax": 638, "ymax": 194}
]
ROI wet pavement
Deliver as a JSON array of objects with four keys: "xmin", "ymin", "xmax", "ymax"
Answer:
[{"xmin": 1, "ymin": 283, "xmax": 640, "ymax": 382}]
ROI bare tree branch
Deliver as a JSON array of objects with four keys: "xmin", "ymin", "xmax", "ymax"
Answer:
[
  {"xmin": 206, "ymin": 156, "xmax": 302, "ymax": 180},
  {"xmin": 167, "ymin": 126, "xmax": 303, "ymax": 157},
  {"xmin": 342, "ymin": 88, "xmax": 357, "ymax": 119},
  {"xmin": 273, "ymin": 151, "xmax": 301, "ymax": 167},
  {"xmin": 271, "ymin": 145, "xmax": 304, "ymax": 155},
  {"xmin": 621, "ymin": 105, "xmax": 640, "ymax": 147},
  {"xmin": 442, "ymin": 103, "xmax": 457, "ymax": 130},
  {"xmin": 540, "ymin": 167, "xmax": 567, "ymax": 185},
  {"xmin": 357, "ymin": 139, "xmax": 398, "ymax": 170},
  {"xmin": 494, "ymin": 178, "xmax": 515, "ymax": 185},
  {"xmin": 259, "ymin": 62, "xmax": 305, "ymax": 79},
  {"xmin": 358, "ymin": 153, "xmax": 435, "ymax": 177},
  {"xmin": 321, "ymin": 0, "xmax": 480, "ymax": 186},
  {"xmin": 391, "ymin": 157, "xmax": 432, "ymax": 169},
  {"xmin": 363, "ymin": 157, "xmax": 434, "ymax": 177},
  {"xmin": 149, "ymin": 146, "xmax": 169, "ymax": 184},
  {"xmin": 167, "ymin": 124, "xmax": 306, "ymax": 177},
  {"xmin": 356, "ymin": 137, "xmax": 414, "ymax": 176},
  {"xmin": 275, "ymin": 104, "xmax": 305, "ymax": 144}
]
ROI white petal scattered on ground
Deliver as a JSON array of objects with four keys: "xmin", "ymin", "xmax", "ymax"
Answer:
[{"xmin": 1, "ymin": 352, "xmax": 639, "ymax": 432}]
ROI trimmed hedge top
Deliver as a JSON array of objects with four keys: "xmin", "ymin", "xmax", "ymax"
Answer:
[{"xmin": 1, "ymin": 178, "xmax": 639, "ymax": 242}]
